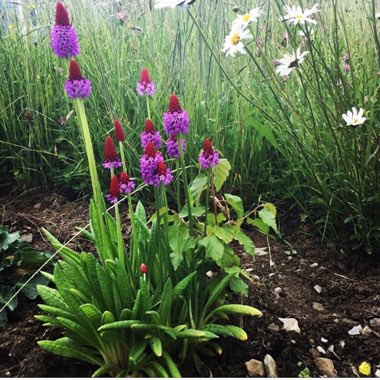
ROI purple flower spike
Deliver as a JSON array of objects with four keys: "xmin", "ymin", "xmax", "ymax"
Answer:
[
  {"xmin": 136, "ymin": 68, "xmax": 156, "ymax": 96},
  {"xmin": 106, "ymin": 175, "xmax": 120, "ymax": 204},
  {"xmin": 163, "ymin": 94, "xmax": 189, "ymax": 135},
  {"xmin": 51, "ymin": 2, "xmax": 80, "ymax": 58},
  {"xmin": 103, "ymin": 136, "xmax": 122, "ymax": 169},
  {"xmin": 198, "ymin": 138, "xmax": 220, "ymax": 169},
  {"xmin": 166, "ymin": 134, "xmax": 185, "ymax": 159},
  {"xmin": 64, "ymin": 60, "xmax": 92, "ymax": 99},
  {"xmin": 119, "ymin": 171, "xmax": 135, "ymax": 194},
  {"xmin": 140, "ymin": 119, "xmax": 162, "ymax": 149},
  {"xmin": 140, "ymin": 142, "xmax": 172, "ymax": 187}
]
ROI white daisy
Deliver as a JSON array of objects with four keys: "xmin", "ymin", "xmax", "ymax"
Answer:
[
  {"xmin": 342, "ymin": 107, "xmax": 366, "ymax": 127},
  {"xmin": 221, "ymin": 24, "xmax": 252, "ymax": 57},
  {"xmin": 298, "ymin": 28, "xmax": 315, "ymax": 37},
  {"xmin": 281, "ymin": 3, "xmax": 319, "ymax": 26},
  {"xmin": 154, "ymin": 0, "xmax": 195, "ymax": 9},
  {"xmin": 276, "ymin": 48, "xmax": 309, "ymax": 77},
  {"xmin": 232, "ymin": 7, "xmax": 264, "ymax": 28}
]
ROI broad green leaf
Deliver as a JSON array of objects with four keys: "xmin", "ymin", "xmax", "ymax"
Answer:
[
  {"xmin": 203, "ymin": 324, "xmax": 234, "ymax": 337},
  {"xmin": 38, "ymin": 337, "xmax": 102, "ymax": 365},
  {"xmin": 229, "ymin": 276, "xmax": 248, "ymax": 296},
  {"xmin": 222, "ymin": 325, "xmax": 248, "ymax": 341},
  {"xmin": 247, "ymin": 217, "xmax": 269, "ymax": 235},
  {"xmin": 98, "ymin": 320, "xmax": 143, "ymax": 332},
  {"xmin": 175, "ymin": 329, "xmax": 218, "ymax": 339},
  {"xmin": 199, "ymin": 235, "xmax": 224, "ymax": 262},
  {"xmin": 212, "ymin": 158, "xmax": 231, "ymax": 192},
  {"xmin": 169, "ymin": 224, "xmax": 189, "ymax": 270},
  {"xmin": 258, "ymin": 207, "xmax": 278, "ymax": 234},
  {"xmin": 213, "ymin": 225, "xmax": 234, "ymax": 243},
  {"xmin": 189, "ymin": 174, "xmax": 208, "ymax": 207},
  {"xmin": 42, "ymin": 228, "xmax": 80, "ymax": 263},
  {"xmin": 158, "ymin": 278, "xmax": 173, "ymax": 325},
  {"xmin": 207, "ymin": 213, "xmax": 226, "ymax": 226},
  {"xmin": 173, "ymin": 272, "xmax": 196, "ymax": 297},
  {"xmin": 135, "ymin": 201, "xmax": 147, "ymax": 224},
  {"xmin": 234, "ymin": 231, "xmax": 254, "ymax": 255},
  {"xmin": 225, "ymin": 194, "xmax": 244, "ymax": 218},
  {"xmin": 92, "ymin": 364, "xmax": 116, "ymax": 378},
  {"xmin": 148, "ymin": 362, "xmax": 169, "ymax": 378},
  {"xmin": 37, "ymin": 285, "xmax": 68, "ymax": 310}
]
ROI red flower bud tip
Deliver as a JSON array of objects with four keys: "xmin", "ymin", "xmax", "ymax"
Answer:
[
  {"xmin": 105, "ymin": 136, "xmax": 117, "ymax": 161},
  {"xmin": 55, "ymin": 2, "xmax": 70, "ymax": 26},
  {"xmin": 144, "ymin": 118, "xmax": 155, "ymax": 133},
  {"xmin": 68, "ymin": 60, "xmax": 83, "ymax": 80},
  {"xmin": 144, "ymin": 141, "xmax": 157, "ymax": 158},
  {"xmin": 203, "ymin": 138, "xmax": 213, "ymax": 153},
  {"xmin": 157, "ymin": 161, "xmax": 167, "ymax": 176},
  {"xmin": 119, "ymin": 171, "xmax": 129, "ymax": 183},
  {"xmin": 168, "ymin": 94, "xmax": 182, "ymax": 113},
  {"xmin": 140, "ymin": 263, "xmax": 147, "ymax": 274},
  {"xmin": 114, "ymin": 119, "xmax": 125, "ymax": 142},
  {"xmin": 139, "ymin": 68, "xmax": 151, "ymax": 84},
  {"xmin": 109, "ymin": 175, "xmax": 120, "ymax": 198}
]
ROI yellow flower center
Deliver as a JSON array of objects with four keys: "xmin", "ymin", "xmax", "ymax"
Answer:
[
  {"xmin": 242, "ymin": 14, "xmax": 251, "ymax": 22},
  {"xmin": 230, "ymin": 32, "xmax": 241, "ymax": 45},
  {"xmin": 294, "ymin": 13, "xmax": 304, "ymax": 20},
  {"xmin": 352, "ymin": 117, "xmax": 359, "ymax": 125}
]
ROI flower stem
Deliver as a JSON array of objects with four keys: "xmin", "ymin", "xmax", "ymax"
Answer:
[
  {"xmin": 177, "ymin": 135, "xmax": 193, "ymax": 234},
  {"xmin": 204, "ymin": 169, "xmax": 211, "ymax": 235}
]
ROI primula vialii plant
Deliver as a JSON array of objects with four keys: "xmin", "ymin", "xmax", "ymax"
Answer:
[{"xmin": 36, "ymin": 2, "xmax": 279, "ymax": 377}]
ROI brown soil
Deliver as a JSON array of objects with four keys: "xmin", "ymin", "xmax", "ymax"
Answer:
[{"xmin": 1, "ymin": 191, "xmax": 379, "ymax": 377}]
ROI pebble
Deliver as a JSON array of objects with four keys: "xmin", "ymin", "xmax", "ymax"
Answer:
[
  {"xmin": 314, "ymin": 358, "xmax": 338, "ymax": 377},
  {"xmin": 317, "ymin": 346, "xmax": 327, "ymax": 355},
  {"xmin": 245, "ymin": 359, "xmax": 265, "ymax": 377},
  {"xmin": 362, "ymin": 326, "xmax": 372, "ymax": 335},
  {"xmin": 314, "ymin": 284, "xmax": 322, "ymax": 293},
  {"xmin": 313, "ymin": 302, "xmax": 325, "ymax": 312},
  {"xmin": 375, "ymin": 368, "xmax": 380, "ymax": 378},
  {"xmin": 370, "ymin": 318, "xmax": 380, "ymax": 328},
  {"xmin": 310, "ymin": 262, "xmax": 318, "ymax": 268},
  {"xmin": 321, "ymin": 337, "xmax": 328, "ymax": 343},
  {"xmin": 264, "ymin": 354, "xmax": 278, "ymax": 378},
  {"xmin": 348, "ymin": 325, "xmax": 362, "ymax": 336},
  {"xmin": 268, "ymin": 323, "xmax": 280, "ymax": 333}
]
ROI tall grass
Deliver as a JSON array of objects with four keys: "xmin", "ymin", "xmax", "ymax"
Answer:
[{"xmin": 0, "ymin": 0, "xmax": 379, "ymax": 252}]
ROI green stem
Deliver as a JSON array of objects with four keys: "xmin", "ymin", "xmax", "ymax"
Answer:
[
  {"xmin": 119, "ymin": 141, "xmax": 127, "ymax": 172},
  {"xmin": 175, "ymin": 160, "xmax": 181, "ymax": 212},
  {"xmin": 146, "ymin": 96, "xmax": 151, "ymax": 120},
  {"xmin": 204, "ymin": 169, "xmax": 211, "ymax": 235},
  {"xmin": 177, "ymin": 135, "xmax": 193, "ymax": 234},
  {"xmin": 114, "ymin": 202, "xmax": 126, "ymax": 267}
]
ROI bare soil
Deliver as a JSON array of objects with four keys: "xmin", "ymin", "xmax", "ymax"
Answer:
[{"xmin": 1, "ymin": 191, "xmax": 379, "ymax": 377}]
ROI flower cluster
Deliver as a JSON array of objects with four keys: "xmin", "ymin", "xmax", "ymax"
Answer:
[
  {"xmin": 140, "ymin": 119, "xmax": 162, "ymax": 149},
  {"xmin": 140, "ymin": 142, "xmax": 172, "ymax": 187},
  {"xmin": 64, "ymin": 60, "xmax": 92, "ymax": 99},
  {"xmin": 104, "ymin": 122, "xmax": 135, "ymax": 203},
  {"xmin": 198, "ymin": 138, "xmax": 220, "ymax": 169},
  {"xmin": 163, "ymin": 94, "xmax": 190, "ymax": 135},
  {"xmin": 51, "ymin": 2, "xmax": 80, "ymax": 58},
  {"xmin": 136, "ymin": 68, "xmax": 156, "ymax": 96},
  {"xmin": 166, "ymin": 134, "xmax": 185, "ymax": 159}
]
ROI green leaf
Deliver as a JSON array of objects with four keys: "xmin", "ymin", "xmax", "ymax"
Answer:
[
  {"xmin": 175, "ymin": 329, "xmax": 218, "ymax": 339},
  {"xmin": 247, "ymin": 218, "xmax": 269, "ymax": 235},
  {"xmin": 158, "ymin": 278, "xmax": 173, "ymax": 325},
  {"xmin": 98, "ymin": 320, "xmax": 143, "ymax": 332},
  {"xmin": 225, "ymin": 194, "xmax": 244, "ymax": 218},
  {"xmin": 92, "ymin": 364, "xmax": 115, "ymax": 378},
  {"xmin": 208, "ymin": 304, "xmax": 262, "ymax": 318},
  {"xmin": 0, "ymin": 309, "xmax": 8, "ymax": 328},
  {"xmin": 222, "ymin": 325, "xmax": 248, "ymax": 341},
  {"xmin": 258, "ymin": 206, "xmax": 278, "ymax": 234},
  {"xmin": 207, "ymin": 213, "xmax": 226, "ymax": 226},
  {"xmin": 162, "ymin": 352, "xmax": 182, "ymax": 378},
  {"xmin": 135, "ymin": 201, "xmax": 147, "ymax": 224},
  {"xmin": 169, "ymin": 224, "xmax": 189, "ymax": 270},
  {"xmin": 229, "ymin": 276, "xmax": 248, "ymax": 296},
  {"xmin": 38, "ymin": 337, "xmax": 102, "ymax": 365},
  {"xmin": 150, "ymin": 337, "xmax": 162, "ymax": 357},
  {"xmin": 199, "ymin": 236, "xmax": 224, "ymax": 262},
  {"xmin": 42, "ymin": 228, "xmax": 80, "ymax": 263},
  {"xmin": 234, "ymin": 231, "xmax": 254, "ymax": 255},
  {"xmin": 189, "ymin": 174, "xmax": 208, "ymax": 207},
  {"xmin": 37, "ymin": 285, "xmax": 68, "ymax": 310},
  {"xmin": 212, "ymin": 158, "xmax": 231, "ymax": 192},
  {"xmin": 0, "ymin": 228, "xmax": 20, "ymax": 251},
  {"xmin": 203, "ymin": 324, "xmax": 235, "ymax": 337},
  {"xmin": 243, "ymin": 115, "xmax": 281, "ymax": 152},
  {"xmin": 213, "ymin": 225, "xmax": 234, "ymax": 243},
  {"xmin": 173, "ymin": 272, "xmax": 196, "ymax": 297}
]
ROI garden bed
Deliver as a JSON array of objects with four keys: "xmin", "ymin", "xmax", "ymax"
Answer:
[{"xmin": 0, "ymin": 191, "xmax": 379, "ymax": 377}]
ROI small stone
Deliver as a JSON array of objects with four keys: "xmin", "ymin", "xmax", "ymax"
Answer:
[
  {"xmin": 205, "ymin": 271, "xmax": 214, "ymax": 278},
  {"xmin": 340, "ymin": 340, "xmax": 345, "ymax": 348},
  {"xmin": 269, "ymin": 273, "xmax": 276, "ymax": 278},
  {"xmin": 279, "ymin": 318, "xmax": 301, "ymax": 334},
  {"xmin": 348, "ymin": 325, "xmax": 362, "ymax": 336},
  {"xmin": 252, "ymin": 275, "xmax": 260, "ymax": 281},
  {"xmin": 370, "ymin": 318, "xmax": 380, "ymax": 328},
  {"xmin": 310, "ymin": 263, "xmax": 318, "ymax": 268},
  {"xmin": 317, "ymin": 346, "xmax": 327, "ymax": 355},
  {"xmin": 268, "ymin": 323, "xmax": 280, "ymax": 333},
  {"xmin": 343, "ymin": 318, "xmax": 359, "ymax": 325},
  {"xmin": 375, "ymin": 368, "xmax": 380, "ymax": 378},
  {"xmin": 314, "ymin": 358, "xmax": 337, "ymax": 377},
  {"xmin": 21, "ymin": 233, "xmax": 33, "ymax": 243},
  {"xmin": 363, "ymin": 326, "xmax": 372, "ymax": 335},
  {"xmin": 310, "ymin": 348, "xmax": 320, "ymax": 359},
  {"xmin": 314, "ymin": 285, "xmax": 322, "ymax": 294},
  {"xmin": 321, "ymin": 337, "xmax": 328, "ymax": 343},
  {"xmin": 313, "ymin": 302, "xmax": 325, "ymax": 312},
  {"xmin": 245, "ymin": 359, "xmax": 265, "ymax": 377},
  {"xmin": 288, "ymin": 256, "xmax": 293, "ymax": 261},
  {"xmin": 34, "ymin": 203, "xmax": 41, "ymax": 209},
  {"xmin": 264, "ymin": 354, "xmax": 278, "ymax": 378}
]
